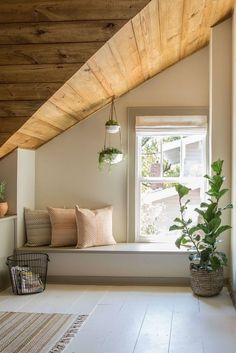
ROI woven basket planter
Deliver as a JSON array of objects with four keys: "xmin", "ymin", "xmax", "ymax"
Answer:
[{"xmin": 190, "ymin": 265, "xmax": 224, "ymax": 297}]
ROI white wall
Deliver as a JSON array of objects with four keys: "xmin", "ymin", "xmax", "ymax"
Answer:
[
  {"xmin": 0, "ymin": 217, "xmax": 16, "ymax": 290},
  {"xmin": 232, "ymin": 8, "xmax": 236, "ymax": 291},
  {"xmin": 209, "ymin": 19, "xmax": 232, "ymax": 274},
  {"xmin": 0, "ymin": 150, "xmax": 17, "ymax": 215},
  {"xmin": 16, "ymin": 149, "xmax": 35, "ymax": 248},
  {"xmin": 0, "ymin": 149, "xmax": 35, "ymax": 248},
  {"xmin": 36, "ymin": 47, "xmax": 209, "ymax": 244}
]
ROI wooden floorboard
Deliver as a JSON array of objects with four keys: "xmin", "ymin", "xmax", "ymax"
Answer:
[{"xmin": 0, "ymin": 285, "xmax": 235, "ymax": 353}]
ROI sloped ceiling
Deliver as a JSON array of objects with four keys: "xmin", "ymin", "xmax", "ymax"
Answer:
[{"xmin": 0, "ymin": 0, "xmax": 235, "ymax": 158}]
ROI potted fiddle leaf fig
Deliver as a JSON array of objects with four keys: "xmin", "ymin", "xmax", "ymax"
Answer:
[
  {"xmin": 0, "ymin": 180, "xmax": 8, "ymax": 217},
  {"xmin": 169, "ymin": 159, "xmax": 232, "ymax": 297},
  {"xmin": 98, "ymin": 147, "xmax": 123, "ymax": 170}
]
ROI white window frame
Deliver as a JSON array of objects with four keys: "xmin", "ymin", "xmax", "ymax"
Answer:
[{"xmin": 135, "ymin": 128, "xmax": 207, "ymax": 243}]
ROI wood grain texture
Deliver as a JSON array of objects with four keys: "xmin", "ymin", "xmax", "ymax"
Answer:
[
  {"xmin": 0, "ymin": 21, "xmax": 126, "ymax": 45},
  {"xmin": 0, "ymin": 101, "xmax": 44, "ymax": 117},
  {"xmin": 0, "ymin": 1, "xmax": 150, "ymax": 149},
  {"xmin": 0, "ymin": 117, "xmax": 29, "ymax": 132},
  {"xmin": 0, "ymin": 43, "xmax": 104, "ymax": 65},
  {"xmin": 0, "ymin": 64, "xmax": 81, "ymax": 83},
  {"xmin": 0, "ymin": 0, "xmax": 234, "ymax": 157},
  {"xmin": 0, "ymin": 83, "xmax": 61, "ymax": 100},
  {"xmin": 0, "ymin": 0, "xmax": 151, "ymax": 23}
]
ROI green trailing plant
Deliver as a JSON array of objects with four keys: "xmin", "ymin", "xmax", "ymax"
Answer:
[
  {"xmin": 98, "ymin": 147, "xmax": 123, "ymax": 170},
  {"xmin": 169, "ymin": 159, "xmax": 232, "ymax": 271},
  {"xmin": 105, "ymin": 119, "xmax": 120, "ymax": 126},
  {"xmin": 0, "ymin": 181, "xmax": 6, "ymax": 202}
]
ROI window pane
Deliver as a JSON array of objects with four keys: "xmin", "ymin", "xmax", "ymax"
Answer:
[
  {"xmin": 140, "ymin": 181, "xmax": 203, "ymax": 241},
  {"xmin": 140, "ymin": 136, "xmax": 161, "ymax": 177},
  {"xmin": 162, "ymin": 136, "xmax": 181, "ymax": 177},
  {"xmin": 183, "ymin": 135, "xmax": 205, "ymax": 177}
]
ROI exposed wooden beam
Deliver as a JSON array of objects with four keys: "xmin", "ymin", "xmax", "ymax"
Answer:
[{"xmin": 0, "ymin": 0, "xmax": 234, "ymax": 157}]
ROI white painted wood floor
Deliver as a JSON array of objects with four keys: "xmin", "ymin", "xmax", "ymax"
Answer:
[{"xmin": 0, "ymin": 285, "xmax": 236, "ymax": 353}]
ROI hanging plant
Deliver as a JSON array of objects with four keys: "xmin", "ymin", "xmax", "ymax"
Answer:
[
  {"xmin": 105, "ymin": 98, "xmax": 120, "ymax": 134},
  {"xmin": 98, "ymin": 97, "xmax": 123, "ymax": 170},
  {"xmin": 105, "ymin": 119, "xmax": 120, "ymax": 134},
  {"xmin": 98, "ymin": 147, "xmax": 123, "ymax": 170}
]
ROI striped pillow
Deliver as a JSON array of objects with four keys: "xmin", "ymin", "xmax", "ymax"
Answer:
[
  {"xmin": 48, "ymin": 207, "xmax": 77, "ymax": 247},
  {"xmin": 75, "ymin": 205, "xmax": 116, "ymax": 248},
  {"xmin": 24, "ymin": 208, "xmax": 51, "ymax": 247}
]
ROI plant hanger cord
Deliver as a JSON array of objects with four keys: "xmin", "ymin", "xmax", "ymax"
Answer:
[{"xmin": 104, "ymin": 98, "xmax": 122, "ymax": 151}]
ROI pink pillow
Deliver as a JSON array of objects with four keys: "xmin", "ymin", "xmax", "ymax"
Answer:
[
  {"xmin": 48, "ymin": 207, "xmax": 77, "ymax": 247},
  {"xmin": 75, "ymin": 205, "xmax": 116, "ymax": 248}
]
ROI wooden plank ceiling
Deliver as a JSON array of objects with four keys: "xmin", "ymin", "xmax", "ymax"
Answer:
[{"xmin": 0, "ymin": 0, "xmax": 234, "ymax": 158}]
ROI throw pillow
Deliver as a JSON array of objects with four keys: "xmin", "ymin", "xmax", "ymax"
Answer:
[
  {"xmin": 75, "ymin": 205, "xmax": 116, "ymax": 248},
  {"xmin": 24, "ymin": 208, "xmax": 51, "ymax": 247},
  {"xmin": 48, "ymin": 207, "xmax": 77, "ymax": 247}
]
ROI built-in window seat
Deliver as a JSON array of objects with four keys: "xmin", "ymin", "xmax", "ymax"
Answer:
[
  {"xmin": 17, "ymin": 243, "xmax": 189, "ymax": 254},
  {"xmin": 16, "ymin": 243, "xmax": 190, "ymax": 286}
]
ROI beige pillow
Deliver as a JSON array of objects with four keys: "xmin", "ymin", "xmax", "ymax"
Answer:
[
  {"xmin": 48, "ymin": 207, "xmax": 77, "ymax": 247},
  {"xmin": 24, "ymin": 208, "xmax": 51, "ymax": 247},
  {"xmin": 75, "ymin": 205, "xmax": 116, "ymax": 248}
]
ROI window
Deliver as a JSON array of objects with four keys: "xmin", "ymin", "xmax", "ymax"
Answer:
[{"xmin": 135, "ymin": 115, "xmax": 207, "ymax": 243}]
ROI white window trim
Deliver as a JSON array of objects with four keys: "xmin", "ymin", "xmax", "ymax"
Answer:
[{"xmin": 127, "ymin": 107, "xmax": 209, "ymax": 245}]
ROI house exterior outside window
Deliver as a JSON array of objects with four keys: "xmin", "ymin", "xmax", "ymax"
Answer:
[{"xmin": 135, "ymin": 115, "xmax": 207, "ymax": 243}]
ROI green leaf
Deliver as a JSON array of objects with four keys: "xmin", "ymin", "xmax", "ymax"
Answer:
[
  {"xmin": 215, "ymin": 251, "xmax": 228, "ymax": 266},
  {"xmin": 218, "ymin": 189, "xmax": 228, "ymax": 199},
  {"xmin": 175, "ymin": 237, "xmax": 182, "ymax": 248},
  {"xmin": 175, "ymin": 184, "xmax": 191, "ymax": 199},
  {"xmin": 210, "ymin": 255, "xmax": 221, "ymax": 270},
  {"xmin": 173, "ymin": 217, "xmax": 183, "ymax": 224},
  {"xmin": 169, "ymin": 225, "xmax": 183, "ymax": 231},
  {"xmin": 200, "ymin": 202, "xmax": 209, "ymax": 208},
  {"xmin": 211, "ymin": 159, "xmax": 223, "ymax": 175},
  {"xmin": 200, "ymin": 248, "xmax": 212, "ymax": 263},
  {"xmin": 194, "ymin": 234, "xmax": 201, "ymax": 242},
  {"xmin": 215, "ymin": 225, "xmax": 231, "ymax": 237},
  {"xmin": 208, "ymin": 217, "xmax": 221, "ymax": 232},
  {"xmin": 222, "ymin": 204, "xmax": 233, "ymax": 211},
  {"xmin": 189, "ymin": 226, "xmax": 201, "ymax": 235}
]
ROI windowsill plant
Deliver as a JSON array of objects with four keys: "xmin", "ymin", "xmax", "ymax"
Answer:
[{"xmin": 169, "ymin": 159, "xmax": 232, "ymax": 296}]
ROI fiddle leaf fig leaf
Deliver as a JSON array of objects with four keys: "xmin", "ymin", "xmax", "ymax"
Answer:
[
  {"xmin": 215, "ymin": 225, "xmax": 231, "ymax": 237},
  {"xmin": 169, "ymin": 225, "xmax": 183, "ymax": 231},
  {"xmin": 211, "ymin": 159, "xmax": 223, "ymax": 175},
  {"xmin": 175, "ymin": 184, "xmax": 191, "ymax": 199}
]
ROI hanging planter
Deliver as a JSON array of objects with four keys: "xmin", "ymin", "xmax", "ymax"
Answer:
[
  {"xmin": 98, "ymin": 147, "xmax": 123, "ymax": 170},
  {"xmin": 105, "ymin": 120, "xmax": 120, "ymax": 134},
  {"xmin": 105, "ymin": 98, "xmax": 120, "ymax": 134},
  {"xmin": 98, "ymin": 97, "xmax": 124, "ymax": 171}
]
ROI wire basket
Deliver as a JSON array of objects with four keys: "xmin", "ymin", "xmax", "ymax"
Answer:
[{"xmin": 6, "ymin": 253, "xmax": 50, "ymax": 295}]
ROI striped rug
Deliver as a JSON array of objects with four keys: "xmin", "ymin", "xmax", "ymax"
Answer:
[{"xmin": 0, "ymin": 312, "xmax": 87, "ymax": 353}]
